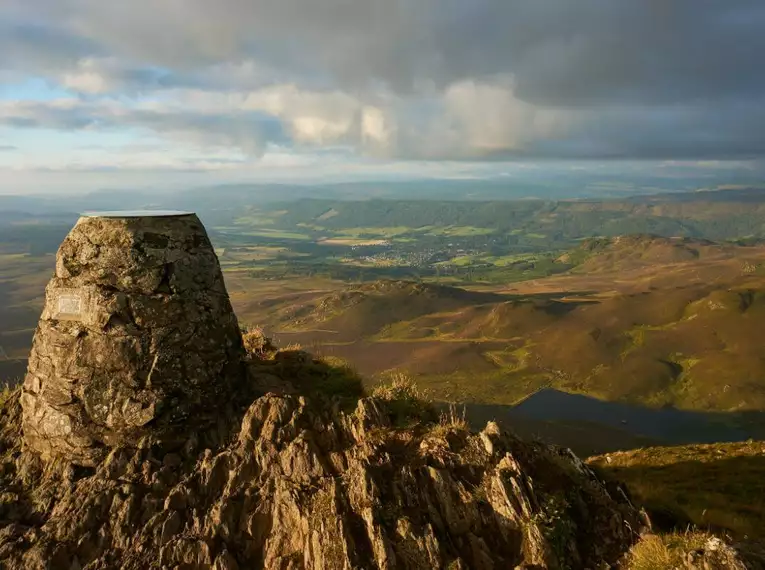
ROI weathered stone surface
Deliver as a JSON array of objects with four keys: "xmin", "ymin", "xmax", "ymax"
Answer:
[
  {"xmin": 684, "ymin": 536, "xmax": 765, "ymax": 570},
  {"xmin": 0, "ymin": 382, "xmax": 647, "ymax": 569},
  {"xmin": 1, "ymin": 213, "xmax": 653, "ymax": 568},
  {"xmin": 21, "ymin": 212, "xmax": 245, "ymax": 465}
]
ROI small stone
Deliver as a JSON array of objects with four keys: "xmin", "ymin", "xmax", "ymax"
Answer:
[{"xmin": 162, "ymin": 453, "xmax": 182, "ymax": 468}]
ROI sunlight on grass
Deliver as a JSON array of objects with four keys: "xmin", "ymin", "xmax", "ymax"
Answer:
[
  {"xmin": 372, "ymin": 372, "xmax": 436, "ymax": 426},
  {"xmin": 624, "ymin": 532, "xmax": 709, "ymax": 570}
]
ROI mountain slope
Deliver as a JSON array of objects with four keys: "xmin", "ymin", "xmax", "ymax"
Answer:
[
  {"xmin": 588, "ymin": 441, "xmax": 765, "ymax": 539},
  {"xmin": 266, "ymin": 188, "xmax": 765, "ymax": 244},
  {"xmin": 269, "ymin": 280, "xmax": 506, "ymax": 340},
  {"xmin": 561, "ymin": 234, "xmax": 731, "ymax": 273}
]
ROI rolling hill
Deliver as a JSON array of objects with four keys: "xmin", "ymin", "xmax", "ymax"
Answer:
[
  {"xmin": 261, "ymin": 188, "xmax": 765, "ymax": 246},
  {"xmin": 251, "ymin": 236, "xmax": 765, "ymax": 415},
  {"xmin": 264, "ymin": 280, "xmax": 506, "ymax": 339},
  {"xmin": 5, "ymin": 233, "xmax": 765, "ymax": 417}
]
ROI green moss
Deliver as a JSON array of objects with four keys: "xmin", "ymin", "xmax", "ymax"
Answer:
[{"xmin": 534, "ymin": 493, "xmax": 577, "ymax": 568}]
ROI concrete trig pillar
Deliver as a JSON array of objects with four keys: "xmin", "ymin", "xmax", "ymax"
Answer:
[{"xmin": 21, "ymin": 211, "xmax": 245, "ymax": 465}]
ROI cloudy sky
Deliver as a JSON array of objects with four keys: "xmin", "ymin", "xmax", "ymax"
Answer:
[{"xmin": 1, "ymin": 1, "xmax": 765, "ymax": 192}]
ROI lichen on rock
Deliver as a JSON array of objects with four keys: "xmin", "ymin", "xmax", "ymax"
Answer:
[{"xmin": 20, "ymin": 213, "xmax": 245, "ymax": 466}]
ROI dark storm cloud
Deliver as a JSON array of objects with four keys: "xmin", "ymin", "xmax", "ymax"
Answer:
[
  {"xmin": 0, "ymin": 102, "xmax": 287, "ymax": 155},
  {"xmin": 0, "ymin": 21, "xmax": 102, "ymax": 72},
  {"xmin": 529, "ymin": 100, "xmax": 765, "ymax": 160},
  {"xmin": 50, "ymin": 0, "xmax": 763, "ymax": 104},
  {"xmin": 431, "ymin": 1, "xmax": 765, "ymax": 106},
  {"xmin": 1, "ymin": 0, "xmax": 764, "ymax": 159}
]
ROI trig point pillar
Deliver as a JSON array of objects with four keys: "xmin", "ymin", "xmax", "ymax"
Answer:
[{"xmin": 21, "ymin": 211, "xmax": 245, "ymax": 465}]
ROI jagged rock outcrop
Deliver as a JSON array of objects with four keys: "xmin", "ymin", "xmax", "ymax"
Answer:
[
  {"xmin": 20, "ymin": 212, "xmax": 245, "ymax": 466},
  {"xmin": 3, "ymin": 211, "xmax": 647, "ymax": 569},
  {"xmin": 1, "ymin": 380, "xmax": 644, "ymax": 569}
]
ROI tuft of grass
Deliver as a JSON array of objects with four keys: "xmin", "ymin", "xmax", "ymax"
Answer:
[
  {"xmin": 241, "ymin": 325, "xmax": 279, "ymax": 360},
  {"xmin": 372, "ymin": 373, "xmax": 437, "ymax": 427},
  {"xmin": 0, "ymin": 383, "xmax": 12, "ymax": 407},
  {"xmin": 427, "ymin": 404, "xmax": 470, "ymax": 439},
  {"xmin": 437, "ymin": 404, "xmax": 469, "ymax": 431},
  {"xmin": 623, "ymin": 531, "xmax": 710, "ymax": 570}
]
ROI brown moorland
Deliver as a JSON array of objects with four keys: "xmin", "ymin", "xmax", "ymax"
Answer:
[
  {"xmin": 4, "ymin": 236, "xmax": 765, "ymax": 416},
  {"xmin": 242, "ymin": 237, "xmax": 765, "ymax": 413}
]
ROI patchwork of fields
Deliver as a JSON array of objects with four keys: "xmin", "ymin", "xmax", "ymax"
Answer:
[{"xmin": 3, "ymin": 192, "xmax": 765, "ymax": 420}]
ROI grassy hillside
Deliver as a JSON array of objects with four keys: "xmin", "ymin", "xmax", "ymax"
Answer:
[
  {"xmin": 267, "ymin": 280, "xmax": 506, "ymax": 339},
  {"xmin": 3, "ymin": 187, "xmax": 765, "ymax": 417},
  {"xmin": 261, "ymin": 189, "xmax": 765, "ymax": 246},
  {"xmin": 588, "ymin": 441, "xmax": 765, "ymax": 540},
  {"xmin": 561, "ymin": 234, "xmax": 725, "ymax": 271}
]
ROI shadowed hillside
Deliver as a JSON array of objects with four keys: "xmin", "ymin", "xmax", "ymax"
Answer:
[{"xmin": 589, "ymin": 441, "xmax": 765, "ymax": 540}]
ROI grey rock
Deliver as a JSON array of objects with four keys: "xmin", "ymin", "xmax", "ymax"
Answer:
[
  {"xmin": 21, "ymin": 213, "xmax": 245, "ymax": 465},
  {"xmin": 0, "ymin": 387, "xmax": 647, "ymax": 569},
  {"xmin": 685, "ymin": 536, "xmax": 765, "ymax": 570}
]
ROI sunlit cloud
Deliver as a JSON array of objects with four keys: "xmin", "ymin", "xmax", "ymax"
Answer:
[{"xmin": 0, "ymin": 0, "xmax": 764, "ymax": 191}]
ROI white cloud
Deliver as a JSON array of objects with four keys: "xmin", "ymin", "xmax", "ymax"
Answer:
[
  {"xmin": 60, "ymin": 58, "xmax": 111, "ymax": 94},
  {"xmin": 241, "ymin": 85, "xmax": 360, "ymax": 144},
  {"xmin": 1, "ymin": 0, "xmax": 764, "ymax": 172},
  {"xmin": 443, "ymin": 78, "xmax": 571, "ymax": 152},
  {"xmin": 361, "ymin": 106, "xmax": 393, "ymax": 147},
  {"xmin": 0, "ymin": 79, "xmax": 580, "ymax": 160}
]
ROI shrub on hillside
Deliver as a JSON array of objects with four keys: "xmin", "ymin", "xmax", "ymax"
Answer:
[
  {"xmin": 241, "ymin": 326, "xmax": 278, "ymax": 360},
  {"xmin": 372, "ymin": 373, "xmax": 437, "ymax": 426},
  {"xmin": 624, "ymin": 531, "xmax": 709, "ymax": 570}
]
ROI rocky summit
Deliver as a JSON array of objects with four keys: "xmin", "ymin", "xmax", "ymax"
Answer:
[
  {"xmin": 1, "ymin": 212, "xmax": 647, "ymax": 569},
  {"xmin": 0, "ymin": 387, "xmax": 646, "ymax": 569}
]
